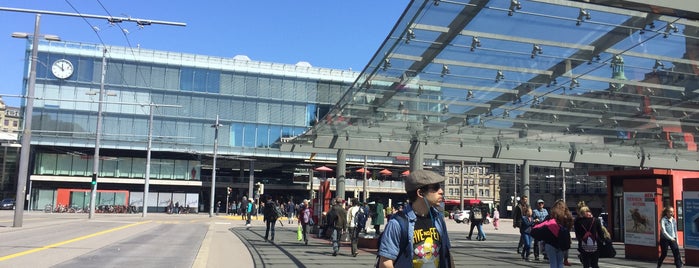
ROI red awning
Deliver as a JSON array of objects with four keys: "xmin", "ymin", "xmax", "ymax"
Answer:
[
  {"xmin": 444, "ymin": 199, "xmax": 481, "ymax": 206},
  {"xmin": 379, "ymin": 169, "xmax": 392, "ymax": 175},
  {"xmin": 401, "ymin": 170, "xmax": 410, "ymax": 176}
]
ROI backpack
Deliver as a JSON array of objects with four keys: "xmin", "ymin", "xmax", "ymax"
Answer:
[
  {"xmin": 273, "ymin": 204, "xmax": 283, "ymax": 219},
  {"xmin": 374, "ymin": 211, "xmax": 408, "ymax": 268},
  {"xmin": 472, "ymin": 207, "xmax": 483, "ymax": 220},
  {"xmin": 355, "ymin": 207, "xmax": 367, "ymax": 229},
  {"xmin": 580, "ymin": 218, "xmax": 598, "ymax": 252}
]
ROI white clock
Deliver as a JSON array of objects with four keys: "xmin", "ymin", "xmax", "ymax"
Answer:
[{"xmin": 51, "ymin": 59, "xmax": 74, "ymax": 79}]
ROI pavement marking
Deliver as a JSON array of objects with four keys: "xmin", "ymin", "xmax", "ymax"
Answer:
[{"xmin": 0, "ymin": 220, "xmax": 151, "ymax": 262}]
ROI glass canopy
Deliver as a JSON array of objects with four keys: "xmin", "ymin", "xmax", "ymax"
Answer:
[{"xmin": 288, "ymin": 0, "xmax": 699, "ymax": 170}]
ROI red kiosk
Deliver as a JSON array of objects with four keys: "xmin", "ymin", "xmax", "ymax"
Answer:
[{"xmin": 592, "ymin": 169, "xmax": 699, "ymax": 264}]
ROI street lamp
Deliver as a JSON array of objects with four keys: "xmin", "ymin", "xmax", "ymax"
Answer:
[
  {"xmin": 11, "ymin": 14, "xmax": 60, "ymax": 227},
  {"xmin": 209, "ymin": 115, "xmax": 222, "ymax": 217},
  {"xmin": 88, "ymin": 47, "xmax": 108, "ymax": 219}
]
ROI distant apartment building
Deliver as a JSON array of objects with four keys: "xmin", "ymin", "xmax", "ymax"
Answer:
[{"xmin": 0, "ymin": 97, "xmax": 20, "ymax": 199}]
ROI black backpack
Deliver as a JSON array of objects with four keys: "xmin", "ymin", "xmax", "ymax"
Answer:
[{"xmin": 355, "ymin": 207, "xmax": 367, "ymax": 228}]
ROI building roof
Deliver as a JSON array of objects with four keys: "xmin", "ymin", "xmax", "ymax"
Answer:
[{"xmin": 284, "ymin": 0, "xmax": 699, "ymax": 170}]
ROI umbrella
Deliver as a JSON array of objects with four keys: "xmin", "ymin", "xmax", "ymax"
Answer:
[
  {"xmin": 379, "ymin": 169, "xmax": 392, "ymax": 176},
  {"xmin": 401, "ymin": 170, "xmax": 410, "ymax": 176},
  {"xmin": 356, "ymin": 168, "xmax": 371, "ymax": 174},
  {"xmin": 314, "ymin": 166, "xmax": 333, "ymax": 172}
]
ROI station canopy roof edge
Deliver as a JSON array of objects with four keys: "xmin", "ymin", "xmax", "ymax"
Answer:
[{"xmin": 283, "ymin": 0, "xmax": 699, "ymax": 170}]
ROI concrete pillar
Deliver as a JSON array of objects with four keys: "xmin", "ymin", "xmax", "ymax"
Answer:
[
  {"xmin": 409, "ymin": 138, "xmax": 424, "ymax": 171},
  {"xmin": 523, "ymin": 160, "xmax": 530, "ymax": 207},
  {"xmin": 336, "ymin": 149, "xmax": 346, "ymax": 199}
]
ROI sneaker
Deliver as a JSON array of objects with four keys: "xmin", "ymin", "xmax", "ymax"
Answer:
[
  {"xmin": 353, "ymin": 253, "xmax": 358, "ymax": 257},
  {"xmin": 535, "ymin": 257, "xmax": 540, "ymax": 261},
  {"xmin": 305, "ymin": 240, "xmax": 308, "ymax": 245},
  {"xmin": 332, "ymin": 252, "xmax": 338, "ymax": 256},
  {"xmin": 564, "ymin": 259, "xmax": 571, "ymax": 266},
  {"xmin": 466, "ymin": 237, "xmax": 471, "ymax": 240}
]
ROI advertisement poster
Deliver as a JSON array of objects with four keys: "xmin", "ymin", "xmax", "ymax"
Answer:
[
  {"xmin": 624, "ymin": 192, "xmax": 657, "ymax": 246},
  {"xmin": 683, "ymin": 191, "xmax": 699, "ymax": 249}
]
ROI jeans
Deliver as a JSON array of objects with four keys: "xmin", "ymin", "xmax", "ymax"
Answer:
[
  {"xmin": 521, "ymin": 233, "xmax": 532, "ymax": 258},
  {"xmin": 300, "ymin": 223, "xmax": 309, "ymax": 243},
  {"xmin": 349, "ymin": 227, "xmax": 359, "ymax": 255},
  {"xmin": 544, "ymin": 243, "xmax": 565, "ymax": 268},
  {"xmin": 658, "ymin": 237, "xmax": 683, "ymax": 268},
  {"xmin": 265, "ymin": 219, "xmax": 276, "ymax": 241},
  {"xmin": 332, "ymin": 227, "xmax": 342, "ymax": 253},
  {"xmin": 476, "ymin": 223, "xmax": 486, "ymax": 240}
]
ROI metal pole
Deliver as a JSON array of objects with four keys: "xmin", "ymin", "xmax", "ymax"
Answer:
[
  {"xmin": 459, "ymin": 161, "xmax": 464, "ymax": 211},
  {"xmin": 362, "ymin": 155, "xmax": 368, "ymax": 202},
  {"xmin": 142, "ymin": 103, "xmax": 154, "ymax": 217},
  {"xmin": 209, "ymin": 115, "xmax": 220, "ymax": 217},
  {"xmin": 13, "ymin": 13, "xmax": 40, "ymax": 227},
  {"xmin": 475, "ymin": 162, "xmax": 479, "ymax": 201},
  {"xmin": 88, "ymin": 47, "xmax": 107, "ymax": 219},
  {"xmin": 562, "ymin": 167, "xmax": 566, "ymax": 202}
]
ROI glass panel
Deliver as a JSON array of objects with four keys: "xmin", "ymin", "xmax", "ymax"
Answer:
[
  {"xmin": 132, "ymin": 157, "xmax": 146, "ymax": 178},
  {"xmin": 151, "ymin": 66, "xmax": 166, "ymax": 89},
  {"xmin": 232, "ymin": 73, "xmax": 246, "ymax": 96},
  {"xmin": 206, "ymin": 70, "xmax": 220, "ymax": 93},
  {"xmin": 192, "ymin": 69, "xmax": 206, "ymax": 92},
  {"xmin": 173, "ymin": 159, "xmax": 188, "ymax": 180},
  {"xmin": 98, "ymin": 192, "xmax": 115, "ymax": 206},
  {"xmin": 164, "ymin": 67, "xmax": 180, "ymax": 90},
  {"xmin": 244, "ymin": 123, "xmax": 256, "ymax": 147},
  {"xmin": 180, "ymin": 67, "xmax": 194, "ymax": 91},
  {"xmin": 136, "ymin": 65, "xmax": 152, "ymax": 88},
  {"xmin": 70, "ymin": 191, "xmax": 88, "ymax": 209},
  {"xmin": 115, "ymin": 192, "xmax": 126, "ymax": 206},
  {"xmin": 245, "ymin": 76, "xmax": 258, "ymax": 96},
  {"xmin": 35, "ymin": 189, "xmax": 56, "ymax": 210},
  {"xmin": 121, "ymin": 63, "xmax": 138, "ymax": 86},
  {"xmin": 159, "ymin": 159, "xmax": 175, "ymax": 179},
  {"xmin": 258, "ymin": 76, "xmax": 271, "ymax": 98},
  {"xmin": 56, "ymin": 154, "xmax": 72, "ymax": 175},
  {"xmin": 232, "ymin": 123, "xmax": 243, "ymax": 146},
  {"xmin": 257, "ymin": 125, "xmax": 269, "ymax": 147},
  {"xmin": 220, "ymin": 73, "xmax": 234, "ymax": 95},
  {"xmin": 101, "ymin": 158, "xmax": 117, "ymax": 177},
  {"xmin": 257, "ymin": 102, "xmax": 269, "ymax": 124},
  {"xmin": 105, "ymin": 61, "xmax": 123, "ymax": 85},
  {"xmin": 39, "ymin": 153, "xmax": 57, "ymax": 175},
  {"xmin": 71, "ymin": 154, "xmax": 88, "ymax": 176},
  {"xmin": 118, "ymin": 158, "xmax": 133, "ymax": 178}
]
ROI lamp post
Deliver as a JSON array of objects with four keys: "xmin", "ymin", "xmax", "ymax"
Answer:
[
  {"xmin": 142, "ymin": 103, "xmax": 154, "ymax": 217},
  {"xmin": 209, "ymin": 115, "xmax": 222, "ymax": 217},
  {"xmin": 88, "ymin": 47, "xmax": 108, "ymax": 219},
  {"xmin": 11, "ymin": 14, "xmax": 60, "ymax": 227}
]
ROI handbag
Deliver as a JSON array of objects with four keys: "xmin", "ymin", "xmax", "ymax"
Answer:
[
  {"xmin": 297, "ymin": 225, "xmax": 303, "ymax": 241},
  {"xmin": 598, "ymin": 238, "xmax": 616, "ymax": 258}
]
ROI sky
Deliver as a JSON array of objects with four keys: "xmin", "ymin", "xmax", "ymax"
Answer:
[{"xmin": 0, "ymin": 1, "xmax": 410, "ymax": 107}]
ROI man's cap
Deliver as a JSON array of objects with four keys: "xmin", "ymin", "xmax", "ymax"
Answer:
[
  {"xmin": 404, "ymin": 170, "xmax": 446, "ymax": 192},
  {"xmin": 537, "ymin": 199, "xmax": 544, "ymax": 203}
]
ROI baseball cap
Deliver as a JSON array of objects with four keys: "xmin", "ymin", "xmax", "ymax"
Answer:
[
  {"xmin": 537, "ymin": 199, "xmax": 544, "ymax": 204},
  {"xmin": 404, "ymin": 170, "xmax": 446, "ymax": 192}
]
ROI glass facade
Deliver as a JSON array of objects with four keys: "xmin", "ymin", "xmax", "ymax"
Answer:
[{"xmin": 22, "ymin": 41, "xmax": 357, "ymax": 181}]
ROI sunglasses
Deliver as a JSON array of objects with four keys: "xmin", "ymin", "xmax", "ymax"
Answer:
[{"xmin": 421, "ymin": 183, "xmax": 441, "ymax": 192}]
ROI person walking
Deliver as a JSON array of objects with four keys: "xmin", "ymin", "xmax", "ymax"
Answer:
[
  {"xmin": 245, "ymin": 198, "xmax": 253, "ymax": 226},
  {"xmin": 520, "ymin": 207, "xmax": 535, "ymax": 261},
  {"xmin": 372, "ymin": 202, "xmax": 385, "ymax": 235},
  {"xmin": 534, "ymin": 199, "xmax": 573, "ymax": 268},
  {"xmin": 346, "ymin": 198, "xmax": 362, "ymax": 257},
  {"xmin": 574, "ymin": 203, "xmax": 603, "ymax": 268},
  {"xmin": 297, "ymin": 199, "xmax": 313, "ymax": 245},
  {"xmin": 533, "ymin": 199, "xmax": 549, "ymax": 261},
  {"xmin": 658, "ymin": 206, "xmax": 683, "ymax": 268},
  {"xmin": 467, "ymin": 204, "xmax": 483, "ymax": 240},
  {"xmin": 328, "ymin": 197, "xmax": 347, "ymax": 256},
  {"xmin": 263, "ymin": 195, "xmax": 279, "ymax": 242},
  {"xmin": 493, "ymin": 209, "xmax": 500, "ymax": 230},
  {"xmin": 287, "ymin": 200, "xmax": 296, "ymax": 224},
  {"xmin": 513, "ymin": 195, "xmax": 529, "ymax": 254},
  {"xmin": 377, "ymin": 170, "xmax": 454, "ymax": 268}
]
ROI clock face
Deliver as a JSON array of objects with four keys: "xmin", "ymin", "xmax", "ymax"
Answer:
[{"xmin": 51, "ymin": 59, "xmax": 74, "ymax": 79}]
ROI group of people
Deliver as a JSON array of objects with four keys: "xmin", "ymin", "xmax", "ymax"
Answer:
[{"xmin": 512, "ymin": 195, "xmax": 683, "ymax": 268}]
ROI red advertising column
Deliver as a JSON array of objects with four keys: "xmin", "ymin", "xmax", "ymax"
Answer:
[
  {"xmin": 622, "ymin": 178, "xmax": 663, "ymax": 261},
  {"xmin": 682, "ymin": 180, "xmax": 699, "ymax": 266}
]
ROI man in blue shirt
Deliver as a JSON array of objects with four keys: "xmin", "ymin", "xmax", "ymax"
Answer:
[
  {"xmin": 532, "ymin": 199, "xmax": 548, "ymax": 261},
  {"xmin": 377, "ymin": 170, "xmax": 454, "ymax": 268}
]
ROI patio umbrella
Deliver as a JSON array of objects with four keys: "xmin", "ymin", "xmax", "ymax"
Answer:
[
  {"xmin": 314, "ymin": 166, "xmax": 333, "ymax": 172},
  {"xmin": 401, "ymin": 170, "xmax": 410, "ymax": 176},
  {"xmin": 356, "ymin": 168, "xmax": 371, "ymax": 174},
  {"xmin": 379, "ymin": 169, "xmax": 392, "ymax": 176}
]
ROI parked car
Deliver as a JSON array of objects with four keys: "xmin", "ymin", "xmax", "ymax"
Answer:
[
  {"xmin": 0, "ymin": 198, "xmax": 15, "ymax": 210},
  {"xmin": 453, "ymin": 210, "xmax": 470, "ymax": 224}
]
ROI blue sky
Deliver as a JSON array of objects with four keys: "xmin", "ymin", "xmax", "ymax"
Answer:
[{"xmin": 0, "ymin": 1, "xmax": 409, "ymax": 107}]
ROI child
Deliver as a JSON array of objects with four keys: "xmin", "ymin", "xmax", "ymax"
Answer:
[{"xmin": 521, "ymin": 207, "xmax": 534, "ymax": 261}]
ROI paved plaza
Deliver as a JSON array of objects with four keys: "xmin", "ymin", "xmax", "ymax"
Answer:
[{"xmin": 0, "ymin": 211, "xmax": 689, "ymax": 267}]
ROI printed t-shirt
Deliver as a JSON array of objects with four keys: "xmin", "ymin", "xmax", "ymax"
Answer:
[{"xmin": 412, "ymin": 215, "xmax": 441, "ymax": 268}]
